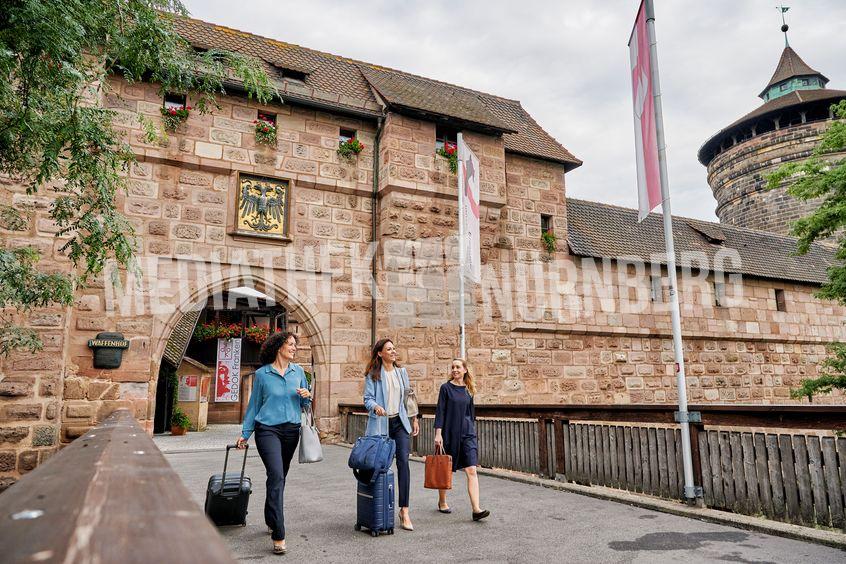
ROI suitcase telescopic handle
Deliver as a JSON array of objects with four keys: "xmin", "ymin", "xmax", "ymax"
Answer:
[{"xmin": 222, "ymin": 444, "xmax": 249, "ymax": 490}]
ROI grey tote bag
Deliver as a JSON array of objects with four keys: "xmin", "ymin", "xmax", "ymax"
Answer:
[
  {"xmin": 299, "ymin": 406, "xmax": 323, "ymax": 463},
  {"xmin": 299, "ymin": 369, "xmax": 323, "ymax": 463}
]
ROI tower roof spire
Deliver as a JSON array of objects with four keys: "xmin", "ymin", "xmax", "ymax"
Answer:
[
  {"xmin": 777, "ymin": 5, "xmax": 790, "ymax": 47},
  {"xmin": 759, "ymin": 8, "xmax": 829, "ymax": 101}
]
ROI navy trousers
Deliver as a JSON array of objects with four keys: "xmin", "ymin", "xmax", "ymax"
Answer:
[
  {"xmin": 389, "ymin": 416, "xmax": 411, "ymax": 508},
  {"xmin": 254, "ymin": 422, "xmax": 300, "ymax": 541}
]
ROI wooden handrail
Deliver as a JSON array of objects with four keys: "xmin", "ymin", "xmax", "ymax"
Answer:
[
  {"xmin": 338, "ymin": 402, "xmax": 846, "ymax": 430},
  {"xmin": 0, "ymin": 410, "xmax": 235, "ymax": 564}
]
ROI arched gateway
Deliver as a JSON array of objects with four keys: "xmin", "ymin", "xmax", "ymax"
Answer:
[{"xmin": 148, "ymin": 271, "xmax": 330, "ymax": 437}]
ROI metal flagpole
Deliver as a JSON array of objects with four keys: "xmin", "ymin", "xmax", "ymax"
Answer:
[
  {"xmin": 645, "ymin": 0, "xmax": 700, "ymax": 503},
  {"xmin": 457, "ymin": 133, "xmax": 467, "ymax": 359}
]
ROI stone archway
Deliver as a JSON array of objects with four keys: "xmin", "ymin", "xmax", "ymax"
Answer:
[{"xmin": 148, "ymin": 270, "xmax": 330, "ymax": 434}]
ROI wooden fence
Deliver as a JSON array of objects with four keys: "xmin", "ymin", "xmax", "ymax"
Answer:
[
  {"xmin": 0, "ymin": 410, "xmax": 235, "ymax": 564},
  {"xmin": 699, "ymin": 431, "xmax": 845, "ymax": 529},
  {"xmin": 339, "ymin": 403, "xmax": 846, "ymax": 531}
]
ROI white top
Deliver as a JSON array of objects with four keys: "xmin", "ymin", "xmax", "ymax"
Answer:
[{"xmin": 384, "ymin": 368, "xmax": 402, "ymax": 416}]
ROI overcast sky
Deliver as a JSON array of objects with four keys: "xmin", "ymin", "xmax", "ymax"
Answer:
[{"xmin": 184, "ymin": 0, "xmax": 845, "ymax": 221}]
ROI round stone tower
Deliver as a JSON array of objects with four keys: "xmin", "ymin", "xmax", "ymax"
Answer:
[{"xmin": 699, "ymin": 42, "xmax": 846, "ymax": 235}]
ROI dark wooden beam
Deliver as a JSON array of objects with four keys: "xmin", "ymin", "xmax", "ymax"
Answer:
[{"xmin": 0, "ymin": 410, "xmax": 234, "ymax": 564}]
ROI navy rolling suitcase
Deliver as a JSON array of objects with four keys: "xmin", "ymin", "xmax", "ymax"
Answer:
[
  {"xmin": 355, "ymin": 469, "xmax": 395, "ymax": 536},
  {"xmin": 205, "ymin": 444, "xmax": 252, "ymax": 527}
]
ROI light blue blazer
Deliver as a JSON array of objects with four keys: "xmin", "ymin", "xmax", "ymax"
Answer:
[{"xmin": 363, "ymin": 365, "xmax": 412, "ymax": 435}]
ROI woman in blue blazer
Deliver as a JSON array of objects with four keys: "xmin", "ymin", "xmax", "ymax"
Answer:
[{"xmin": 363, "ymin": 338, "xmax": 419, "ymax": 530}]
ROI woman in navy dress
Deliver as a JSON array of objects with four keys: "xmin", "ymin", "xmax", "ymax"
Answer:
[{"xmin": 433, "ymin": 358, "xmax": 489, "ymax": 521}]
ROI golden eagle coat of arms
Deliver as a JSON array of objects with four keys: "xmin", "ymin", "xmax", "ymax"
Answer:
[{"xmin": 235, "ymin": 174, "xmax": 289, "ymax": 239}]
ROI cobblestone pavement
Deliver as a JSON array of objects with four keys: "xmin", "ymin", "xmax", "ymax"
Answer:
[
  {"xmin": 162, "ymin": 430, "xmax": 844, "ymax": 563},
  {"xmin": 153, "ymin": 424, "xmax": 244, "ymax": 453}
]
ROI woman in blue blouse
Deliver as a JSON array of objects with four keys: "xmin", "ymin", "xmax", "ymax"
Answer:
[
  {"xmin": 434, "ymin": 359, "xmax": 489, "ymax": 521},
  {"xmin": 236, "ymin": 332, "xmax": 311, "ymax": 555},
  {"xmin": 363, "ymin": 338, "xmax": 419, "ymax": 531}
]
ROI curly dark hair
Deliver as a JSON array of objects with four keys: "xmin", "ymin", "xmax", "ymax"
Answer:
[{"xmin": 259, "ymin": 331, "xmax": 298, "ymax": 366}]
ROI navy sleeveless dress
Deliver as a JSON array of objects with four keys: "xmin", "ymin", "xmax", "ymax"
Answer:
[{"xmin": 434, "ymin": 382, "xmax": 478, "ymax": 471}]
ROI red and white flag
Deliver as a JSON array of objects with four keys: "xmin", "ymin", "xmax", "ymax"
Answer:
[
  {"xmin": 458, "ymin": 135, "xmax": 481, "ymax": 284},
  {"xmin": 629, "ymin": 0, "xmax": 662, "ymax": 222}
]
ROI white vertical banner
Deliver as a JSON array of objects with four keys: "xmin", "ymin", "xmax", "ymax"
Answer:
[
  {"xmin": 458, "ymin": 134, "xmax": 481, "ymax": 284},
  {"xmin": 214, "ymin": 338, "xmax": 242, "ymax": 403}
]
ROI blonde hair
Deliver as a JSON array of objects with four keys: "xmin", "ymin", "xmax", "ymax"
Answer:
[{"xmin": 450, "ymin": 358, "xmax": 475, "ymax": 395}]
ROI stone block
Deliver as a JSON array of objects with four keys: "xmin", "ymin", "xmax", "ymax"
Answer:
[
  {"xmin": 194, "ymin": 141, "xmax": 223, "ymax": 159},
  {"xmin": 209, "ymin": 128, "xmax": 241, "ymax": 146},
  {"xmin": 18, "ymin": 450, "xmax": 38, "ymax": 474},
  {"xmin": 0, "ymin": 381, "xmax": 33, "ymax": 398},
  {"xmin": 63, "ymin": 425, "xmax": 91, "ymax": 441},
  {"xmin": 32, "ymin": 425, "xmax": 57, "ymax": 447},
  {"xmin": 76, "ymin": 316, "xmax": 107, "ymax": 331},
  {"xmin": 63, "ymin": 378, "xmax": 87, "ymax": 400},
  {"xmin": 29, "ymin": 312, "xmax": 64, "ymax": 327},
  {"xmin": 125, "ymin": 199, "xmax": 162, "ymax": 217},
  {"xmin": 148, "ymin": 220, "xmax": 169, "ymax": 235},
  {"xmin": 66, "ymin": 403, "xmax": 94, "ymax": 419},
  {"xmin": 174, "ymin": 224, "xmax": 203, "ymax": 240},
  {"xmin": 1, "ymin": 403, "xmax": 42, "ymax": 421},
  {"xmin": 0, "ymin": 427, "xmax": 28, "ymax": 445},
  {"xmin": 0, "ymin": 451, "xmax": 15, "ymax": 472}
]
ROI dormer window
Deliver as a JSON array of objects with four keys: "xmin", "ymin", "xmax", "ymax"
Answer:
[
  {"xmin": 271, "ymin": 63, "xmax": 307, "ymax": 83},
  {"xmin": 435, "ymin": 125, "xmax": 457, "ymax": 151},
  {"xmin": 283, "ymin": 69, "xmax": 307, "ymax": 82}
]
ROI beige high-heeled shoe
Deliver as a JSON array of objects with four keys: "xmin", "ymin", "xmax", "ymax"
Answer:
[{"xmin": 399, "ymin": 514, "xmax": 414, "ymax": 531}]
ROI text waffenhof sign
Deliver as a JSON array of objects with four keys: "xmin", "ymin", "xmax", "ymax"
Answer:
[{"xmin": 214, "ymin": 338, "xmax": 242, "ymax": 403}]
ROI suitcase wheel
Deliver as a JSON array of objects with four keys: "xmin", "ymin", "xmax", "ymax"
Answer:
[
  {"xmin": 371, "ymin": 530, "xmax": 379, "ymax": 537},
  {"xmin": 354, "ymin": 524, "xmax": 361, "ymax": 531},
  {"xmin": 388, "ymin": 528, "xmax": 394, "ymax": 535}
]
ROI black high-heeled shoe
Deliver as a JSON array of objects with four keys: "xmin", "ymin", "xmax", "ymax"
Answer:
[{"xmin": 437, "ymin": 504, "xmax": 452, "ymax": 514}]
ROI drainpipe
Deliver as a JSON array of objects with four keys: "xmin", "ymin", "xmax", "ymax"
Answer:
[{"xmin": 370, "ymin": 116, "xmax": 384, "ymax": 347}]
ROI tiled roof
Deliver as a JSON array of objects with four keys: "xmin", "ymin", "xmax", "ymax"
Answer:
[
  {"xmin": 359, "ymin": 66, "xmax": 515, "ymax": 133},
  {"xmin": 697, "ymin": 88, "xmax": 846, "ymax": 166},
  {"xmin": 761, "ymin": 46, "xmax": 829, "ymax": 97},
  {"xmin": 171, "ymin": 16, "xmax": 580, "ymax": 167},
  {"xmin": 566, "ymin": 198, "xmax": 835, "ymax": 284},
  {"xmin": 162, "ymin": 309, "xmax": 202, "ymax": 368}
]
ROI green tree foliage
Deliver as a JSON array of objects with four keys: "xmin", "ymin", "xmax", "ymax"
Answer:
[
  {"xmin": 0, "ymin": 1, "xmax": 276, "ymax": 355},
  {"xmin": 768, "ymin": 100, "xmax": 846, "ymax": 399}
]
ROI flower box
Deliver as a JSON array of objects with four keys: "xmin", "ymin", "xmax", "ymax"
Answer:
[{"xmin": 160, "ymin": 105, "xmax": 191, "ymax": 131}]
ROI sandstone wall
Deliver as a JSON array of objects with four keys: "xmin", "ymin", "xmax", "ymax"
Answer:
[{"xmin": 2, "ymin": 78, "xmax": 845, "ymax": 492}]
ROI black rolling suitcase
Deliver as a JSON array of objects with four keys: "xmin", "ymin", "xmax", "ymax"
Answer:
[
  {"xmin": 205, "ymin": 444, "xmax": 252, "ymax": 527},
  {"xmin": 355, "ymin": 469, "xmax": 395, "ymax": 537}
]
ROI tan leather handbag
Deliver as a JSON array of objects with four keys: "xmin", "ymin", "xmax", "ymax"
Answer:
[{"xmin": 424, "ymin": 445, "xmax": 452, "ymax": 490}]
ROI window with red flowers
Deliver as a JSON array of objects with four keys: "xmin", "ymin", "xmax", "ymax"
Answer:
[
  {"xmin": 339, "ymin": 128, "xmax": 356, "ymax": 145},
  {"xmin": 435, "ymin": 125, "xmax": 457, "ymax": 151},
  {"xmin": 257, "ymin": 111, "xmax": 276, "ymax": 126},
  {"xmin": 164, "ymin": 92, "xmax": 187, "ymax": 110}
]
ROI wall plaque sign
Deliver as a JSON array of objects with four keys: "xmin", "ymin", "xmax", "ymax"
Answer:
[
  {"xmin": 234, "ymin": 172, "xmax": 291, "ymax": 240},
  {"xmin": 87, "ymin": 332, "xmax": 130, "ymax": 369}
]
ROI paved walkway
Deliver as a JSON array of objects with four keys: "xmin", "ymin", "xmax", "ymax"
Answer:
[{"xmin": 160, "ymin": 427, "xmax": 843, "ymax": 563}]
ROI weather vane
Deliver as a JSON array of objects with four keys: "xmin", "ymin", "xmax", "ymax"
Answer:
[{"xmin": 776, "ymin": 5, "xmax": 790, "ymax": 47}]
